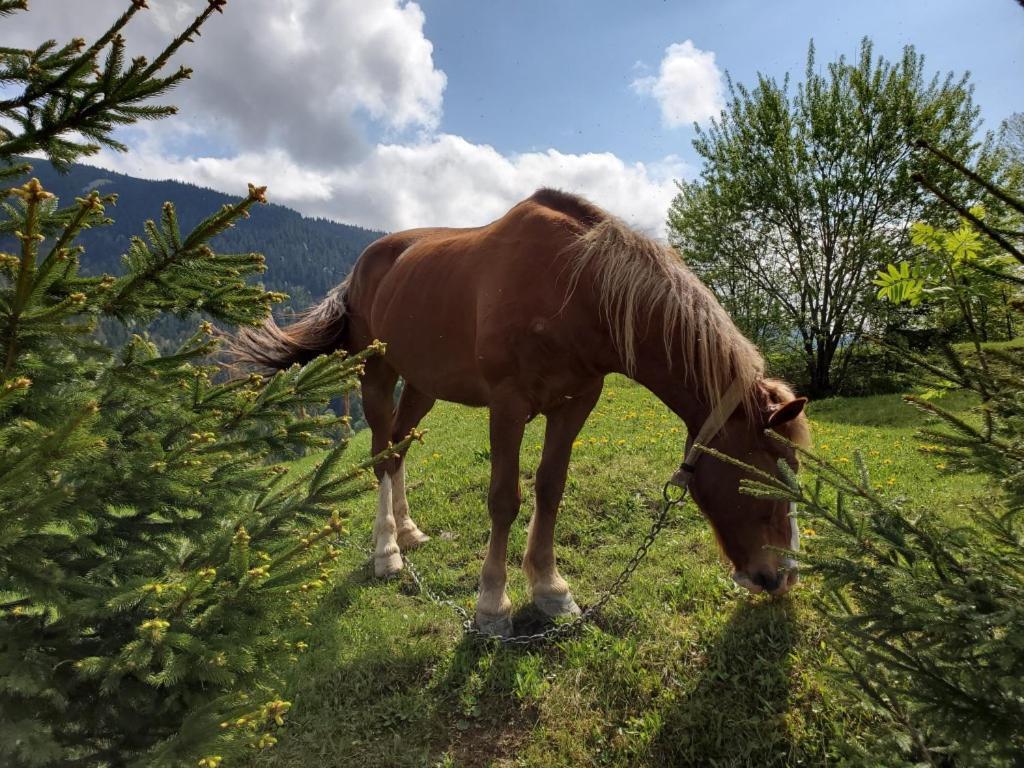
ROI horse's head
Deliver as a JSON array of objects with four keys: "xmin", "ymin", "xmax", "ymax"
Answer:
[{"xmin": 687, "ymin": 379, "xmax": 809, "ymax": 596}]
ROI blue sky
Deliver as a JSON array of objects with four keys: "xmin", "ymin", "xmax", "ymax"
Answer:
[
  {"xmin": 5, "ymin": 1, "xmax": 1023, "ymax": 235},
  {"xmin": 423, "ymin": 0, "xmax": 1023, "ymax": 163}
]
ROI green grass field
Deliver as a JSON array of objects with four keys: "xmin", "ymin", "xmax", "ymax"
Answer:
[{"xmin": 250, "ymin": 377, "xmax": 991, "ymax": 768}]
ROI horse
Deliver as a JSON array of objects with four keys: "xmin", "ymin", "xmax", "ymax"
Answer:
[{"xmin": 230, "ymin": 188, "xmax": 810, "ymax": 637}]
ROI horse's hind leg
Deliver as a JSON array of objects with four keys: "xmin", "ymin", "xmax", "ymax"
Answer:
[
  {"xmin": 390, "ymin": 461, "xmax": 429, "ymax": 550},
  {"xmin": 389, "ymin": 384, "xmax": 435, "ymax": 550},
  {"xmin": 524, "ymin": 382, "xmax": 602, "ymax": 618},
  {"xmin": 362, "ymin": 359, "xmax": 403, "ymax": 578}
]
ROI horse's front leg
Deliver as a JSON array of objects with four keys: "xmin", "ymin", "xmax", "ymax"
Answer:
[
  {"xmin": 475, "ymin": 396, "xmax": 529, "ymax": 637},
  {"xmin": 524, "ymin": 383, "xmax": 602, "ymax": 618}
]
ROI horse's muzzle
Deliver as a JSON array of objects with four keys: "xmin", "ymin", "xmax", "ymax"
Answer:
[{"xmin": 733, "ymin": 566, "xmax": 798, "ymax": 596}]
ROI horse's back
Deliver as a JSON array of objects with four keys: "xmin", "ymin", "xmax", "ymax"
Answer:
[{"xmin": 350, "ymin": 200, "xmax": 602, "ymax": 408}]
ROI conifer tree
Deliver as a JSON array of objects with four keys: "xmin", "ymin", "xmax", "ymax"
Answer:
[
  {"xmin": 0, "ymin": 3, "xmax": 402, "ymax": 765},
  {"xmin": 734, "ymin": 143, "xmax": 1024, "ymax": 765}
]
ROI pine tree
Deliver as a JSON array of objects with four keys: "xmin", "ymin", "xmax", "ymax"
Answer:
[
  {"xmin": 735, "ymin": 143, "xmax": 1024, "ymax": 764},
  {"xmin": 0, "ymin": 3, "xmax": 403, "ymax": 765}
]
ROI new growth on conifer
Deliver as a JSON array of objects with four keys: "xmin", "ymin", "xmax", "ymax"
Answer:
[{"xmin": 0, "ymin": 3, "xmax": 399, "ymax": 765}]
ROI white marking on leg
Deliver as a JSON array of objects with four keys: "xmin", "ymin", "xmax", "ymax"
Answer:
[
  {"xmin": 392, "ymin": 461, "xmax": 429, "ymax": 550},
  {"xmin": 373, "ymin": 474, "xmax": 402, "ymax": 577}
]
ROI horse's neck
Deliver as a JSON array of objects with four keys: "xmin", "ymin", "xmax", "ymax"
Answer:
[{"xmin": 627, "ymin": 343, "xmax": 711, "ymax": 436}]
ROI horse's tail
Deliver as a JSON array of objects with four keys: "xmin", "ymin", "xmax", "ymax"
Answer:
[{"xmin": 227, "ymin": 275, "xmax": 352, "ymax": 371}]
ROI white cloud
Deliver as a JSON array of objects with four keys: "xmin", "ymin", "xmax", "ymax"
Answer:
[
  {"xmin": 96, "ymin": 135, "xmax": 687, "ymax": 237},
  {"xmin": 308, "ymin": 137, "xmax": 684, "ymax": 237},
  {"xmin": 632, "ymin": 40, "xmax": 724, "ymax": 128},
  {"xmin": 8, "ymin": 1, "xmax": 688, "ymax": 238},
  {"xmin": 3, "ymin": 0, "xmax": 446, "ymax": 164}
]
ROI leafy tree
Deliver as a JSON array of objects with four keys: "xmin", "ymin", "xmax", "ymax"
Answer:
[
  {"xmin": 672, "ymin": 210, "xmax": 791, "ymax": 354},
  {"xmin": 0, "ymin": 3, "xmax": 396, "ymax": 765},
  {"xmin": 734, "ymin": 141, "xmax": 1024, "ymax": 765},
  {"xmin": 668, "ymin": 38, "xmax": 983, "ymax": 396},
  {"xmin": 874, "ymin": 206, "xmax": 1020, "ymax": 342}
]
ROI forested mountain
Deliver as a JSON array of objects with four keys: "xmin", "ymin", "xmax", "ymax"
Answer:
[
  {"xmin": 12, "ymin": 160, "xmax": 383, "ymax": 317},
  {"xmin": 3, "ymin": 161, "xmax": 382, "ymax": 426}
]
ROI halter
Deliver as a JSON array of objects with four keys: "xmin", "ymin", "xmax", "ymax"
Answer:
[
  {"xmin": 666, "ymin": 377, "xmax": 748, "ymax": 490},
  {"xmin": 665, "ymin": 378, "xmax": 800, "ymax": 575}
]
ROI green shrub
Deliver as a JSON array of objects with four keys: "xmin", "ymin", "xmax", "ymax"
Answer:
[
  {"xmin": 766, "ymin": 343, "xmax": 914, "ymax": 397},
  {"xmin": 743, "ymin": 433, "xmax": 1023, "ymax": 764},
  {"xmin": 833, "ymin": 344, "xmax": 916, "ymax": 397},
  {"xmin": 0, "ymin": 4, "xmax": 395, "ymax": 765}
]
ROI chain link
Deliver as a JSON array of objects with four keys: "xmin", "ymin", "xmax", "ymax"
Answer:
[
  {"xmin": 333, "ymin": 482, "xmax": 687, "ymax": 647},
  {"xmin": 401, "ymin": 480, "xmax": 690, "ymax": 647}
]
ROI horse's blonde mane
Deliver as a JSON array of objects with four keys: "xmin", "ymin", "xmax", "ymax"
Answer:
[{"xmin": 565, "ymin": 209, "xmax": 765, "ymax": 414}]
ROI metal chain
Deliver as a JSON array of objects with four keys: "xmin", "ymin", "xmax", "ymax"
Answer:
[{"xmin": 402, "ymin": 480, "xmax": 691, "ymax": 647}]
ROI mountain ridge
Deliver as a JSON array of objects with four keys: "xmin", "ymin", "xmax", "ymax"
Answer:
[{"xmin": 14, "ymin": 159, "xmax": 385, "ymax": 313}]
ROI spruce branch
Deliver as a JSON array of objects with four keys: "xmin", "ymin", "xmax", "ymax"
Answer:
[
  {"xmin": 0, "ymin": 1, "xmax": 28, "ymax": 19},
  {"xmin": 0, "ymin": 0, "xmax": 225, "ymax": 169},
  {"xmin": 914, "ymin": 137, "xmax": 1024, "ymax": 217},
  {"xmin": 1, "ymin": 177, "xmax": 51, "ymax": 378},
  {"xmin": 913, "ymin": 171, "xmax": 1024, "ymax": 265},
  {"xmin": 0, "ymin": 3, "xmax": 143, "ymax": 113},
  {"xmin": 0, "ymin": 2, "xmax": 389, "ymax": 764},
  {"xmin": 103, "ymin": 185, "xmax": 271, "ymax": 323}
]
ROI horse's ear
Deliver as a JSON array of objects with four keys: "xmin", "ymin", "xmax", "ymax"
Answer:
[{"xmin": 767, "ymin": 397, "xmax": 807, "ymax": 429}]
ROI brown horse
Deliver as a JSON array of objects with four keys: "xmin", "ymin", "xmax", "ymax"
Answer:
[{"xmin": 231, "ymin": 188, "xmax": 810, "ymax": 636}]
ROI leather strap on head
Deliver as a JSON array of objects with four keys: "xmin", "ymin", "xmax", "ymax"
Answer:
[{"xmin": 668, "ymin": 378, "xmax": 747, "ymax": 489}]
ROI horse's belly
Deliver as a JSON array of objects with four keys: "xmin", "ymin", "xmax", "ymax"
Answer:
[
  {"xmin": 385, "ymin": 342, "xmax": 490, "ymax": 406},
  {"xmin": 370, "ymin": 260, "xmax": 489, "ymax": 406}
]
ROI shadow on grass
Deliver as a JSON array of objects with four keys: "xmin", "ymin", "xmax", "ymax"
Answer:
[
  {"xmin": 265, "ymin": 558, "xmax": 812, "ymax": 768},
  {"xmin": 648, "ymin": 598, "xmax": 800, "ymax": 768},
  {"xmin": 261, "ymin": 550, "xmax": 541, "ymax": 767},
  {"xmin": 425, "ymin": 629, "xmax": 539, "ymax": 768}
]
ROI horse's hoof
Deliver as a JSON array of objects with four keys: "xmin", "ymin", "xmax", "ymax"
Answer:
[
  {"xmin": 534, "ymin": 591, "xmax": 581, "ymax": 619},
  {"xmin": 374, "ymin": 551, "xmax": 403, "ymax": 579},
  {"xmin": 397, "ymin": 527, "xmax": 430, "ymax": 550},
  {"xmin": 475, "ymin": 612, "xmax": 514, "ymax": 639}
]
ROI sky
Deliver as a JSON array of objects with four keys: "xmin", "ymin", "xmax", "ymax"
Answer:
[{"xmin": 4, "ymin": 1, "xmax": 1023, "ymax": 236}]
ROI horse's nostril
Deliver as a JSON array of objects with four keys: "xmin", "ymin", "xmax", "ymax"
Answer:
[{"xmin": 752, "ymin": 570, "xmax": 782, "ymax": 593}]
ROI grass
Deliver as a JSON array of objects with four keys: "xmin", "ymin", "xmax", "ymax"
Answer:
[
  {"xmin": 952, "ymin": 337, "xmax": 1024, "ymax": 354},
  {"xmin": 250, "ymin": 376, "xmax": 993, "ymax": 768}
]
